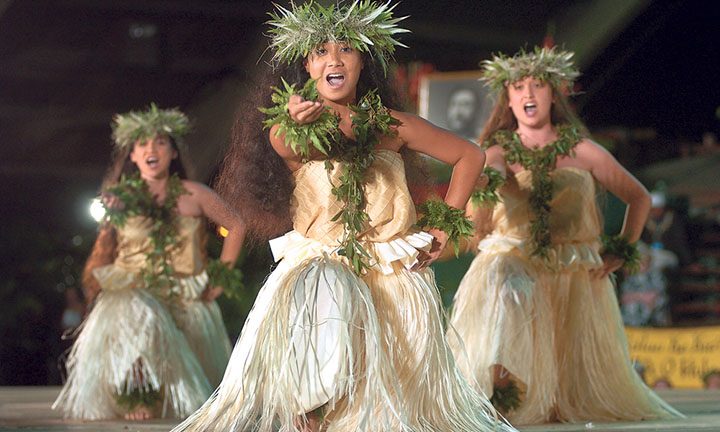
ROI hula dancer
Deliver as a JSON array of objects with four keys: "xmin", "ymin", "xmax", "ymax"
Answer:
[
  {"xmin": 173, "ymin": 2, "xmax": 514, "ymax": 431},
  {"xmin": 448, "ymin": 47, "xmax": 682, "ymax": 424},
  {"xmin": 54, "ymin": 105, "xmax": 245, "ymax": 420}
]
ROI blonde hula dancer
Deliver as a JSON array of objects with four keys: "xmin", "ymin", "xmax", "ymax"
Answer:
[
  {"xmin": 173, "ymin": 1, "xmax": 515, "ymax": 431},
  {"xmin": 448, "ymin": 47, "xmax": 683, "ymax": 424},
  {"xmin": 53, "ymin": 105, "xmax": 245, "ymax": 420}
]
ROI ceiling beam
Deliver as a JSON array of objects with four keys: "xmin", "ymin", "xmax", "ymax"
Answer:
[
  {"xmin": 409, "ymin": 20, "xmax": 539, "ymax": 49},
  {"xmin": 0, "ymin": 0, "xmax": 12, "ymax": 16},
  {"xmin": 59, "ymin": 0, "xmax": 266, "ymax": 19},
  {"xmin": 551, "ymin": 0, "xmax": 650, "ymax": 68}
]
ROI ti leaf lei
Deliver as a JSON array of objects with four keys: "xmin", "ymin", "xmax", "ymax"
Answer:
[
  {"xmin": 327, "ymin": 90, "xmax": 401, "ymax": 274},
  {"xmin": 104, "ymin": 173, "xmax": 187, "ymax": 296},
  {"xmin": 471, "ymin": 166, "xmax": 506, "ymax": 207},
  {"xmin": 416, "ymin": 200, "xmax": 474, "ymax": 256},
  {"xmin": 483, "ymin": 124, "xmax": 582, "ymax": 259},
  {"xmin": 206, "ymin": 258, "xmax": 244, "ymax": 299},
  {"xmin": 260, "ymin": 78, "xmax": 340, "ymax": 158},
  {"xmin": 601, "ymin": 234, "xmax": 641, "ymax": 273},
  {"xmin": 262, "ymin": 78, "xmax": 400, "ymax": 274}
]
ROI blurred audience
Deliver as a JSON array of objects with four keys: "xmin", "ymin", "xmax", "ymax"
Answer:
[
  {"xmin": 703, "ymin": 370, "xmax": 720, "ymax": 390},
  {"xmin": 60, "ymin": 287, "xmax": 84, "ymax": 333},
  {"xmin": 642, "ymin": 190, "xmax": 695, "ymax": 267},
  {"xmin": 620, "ymin": 242, "xmax": 675, "ymax": 326}
]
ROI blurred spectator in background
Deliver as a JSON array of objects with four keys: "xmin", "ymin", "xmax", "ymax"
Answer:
[
  {"xmin": 642, "ymin": 190, "xmax": 695, "ymax": 267},
  {"xmin": 620, "ymin": 242, "xmax": 675, "ymax": 326},
  {"xmin": 60, "ymin": 287, "xmax": 84, "ymax": 333},
  {"xmin": 653, "ymin": 378, "xmax": 673, "ymax": 389},
  {"xmin": 703, "ymin": 370, "xmax": 720, "ymax": 390},
  {"xmin": 697, "ymin": 132, "xmax": 719, "ymax": 156}
]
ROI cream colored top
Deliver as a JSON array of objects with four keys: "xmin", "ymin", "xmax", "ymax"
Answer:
[
  {"xmin": 114, "ymin": 215, "xmax": 206, "ymax": 276},
  {"xmin": 291, "ymin": 149, "xmax": 416, "ymax": 245}
]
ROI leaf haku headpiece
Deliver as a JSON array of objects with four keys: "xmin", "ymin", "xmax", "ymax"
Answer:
[
  {"xmin": 112, "ymin": 103, "xmax": 191, "ymax": 149},
  {"xmin": 481, "ymin": 46, "xmax": 580, "ymax": 92},
  {"xmin": 266, "ymin": 0, "xmax": 409, "ymax": 74}
]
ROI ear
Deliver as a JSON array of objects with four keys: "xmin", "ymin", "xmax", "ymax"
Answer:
[
  {"xmin": 129, "ymin": 144, "xmax": 140, "ymax": 164},
  {"xmin": 303, "ymin": 58, "xmax": 309, "ymax": 74}
]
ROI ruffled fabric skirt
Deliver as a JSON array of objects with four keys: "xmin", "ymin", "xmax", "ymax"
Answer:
[
  {"xmin": 173, "ymin": 230, "xmax": 513, "ymax": 432},
  {"xmin": 171, "ymin": 271, "xmax": 232, "ymax": 387},
  {"xmin": 53, "ymin": 264, "xmax": 212, "ymax": 420},
  {"xmin": 448, "ymin": 234, "xmax": 682, "ymax": 424}
]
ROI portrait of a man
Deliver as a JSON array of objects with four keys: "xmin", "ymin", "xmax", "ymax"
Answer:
[{"xmin": 418, "ymin": 71, "xmax": 491, "ymax": 143}]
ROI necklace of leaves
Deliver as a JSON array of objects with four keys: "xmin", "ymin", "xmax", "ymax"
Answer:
[
  {"xmin": 262, "ymin": 78, "xmax": 400, "ymax": 274},
  {"xmin": 484, "ymin": 124, "xmax": 582, "ymax": 258},
  {"xmin": 104, "ymin": 172, "xmax": 187, "ymax": 296}
]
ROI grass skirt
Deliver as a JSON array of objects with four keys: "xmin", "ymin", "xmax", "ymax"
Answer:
[
  {"xmin": 172, "ymin": 231, "xmax": 514, "ymax": 432},
  {"xmin": 449, "ymin": 234, "xmax": 682, "ymax": 424},
  {"xmin": 53, "ymin": 264, "xmax": 212, "ymax": 419}
]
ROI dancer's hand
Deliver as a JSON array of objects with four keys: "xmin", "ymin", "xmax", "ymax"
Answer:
[
  {"xmin": 288, "ymin": 95, "xmax": 325, "ymax": 125},
  {"xmin": 201, "ymin": 285, "xmax": 224, "ymax": 302},
  {"xmin": 412, "ymin": 228, "xmax": 448, "ymax": 271},
  {"xmin": 477, "ymin": 171, "xmax": 489, "ymax": 189},
  {"xmin": 101, "ymin": 192, "xmax": 124, "ymax": 210},
  {"xmin": 591, "ymin": 254, "xmax": 624, "ymax": 279}
]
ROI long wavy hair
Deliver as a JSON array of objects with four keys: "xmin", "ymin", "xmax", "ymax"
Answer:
[
  {"xmin": 82, "ymin": 137, "xmax": 192, "ymax": 303},
  {"xmin": 478, "ymin": 84, "xmax": 589, "ymax": 145},
  {"xmin": 215, "ymin": 53, "xmax": 428, "ymax": 244}
]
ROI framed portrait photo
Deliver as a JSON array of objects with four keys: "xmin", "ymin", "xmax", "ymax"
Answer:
[{"xmin": 418, "ymin": 70, "xmax": 493, "ymax": 143}]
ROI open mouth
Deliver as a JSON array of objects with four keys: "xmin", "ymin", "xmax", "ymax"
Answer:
[
  {"xmin": 524, "ymin": 102, "xmax": 537, "ymax": 116},
  {"xmin": 146, "ymin": 156, "xmax": 159, "ymax": 168},
  {"xmin": 326, "ymin": 73, "xmax": 345, "ymax": 88}
]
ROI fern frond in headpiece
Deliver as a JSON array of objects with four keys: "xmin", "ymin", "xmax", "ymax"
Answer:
[
  {"xmin": 481, "ymin": 46, "xmax": 580, "ymax": 92},
  {"xmin": 266, "ymin": 0, "xmax": 409, "ymax": 75},
  {"xmin": 112, "ymin": 103, "xmax": 191, "ymax": 149}
]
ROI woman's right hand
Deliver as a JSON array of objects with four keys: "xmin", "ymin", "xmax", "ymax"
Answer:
[
  {"xmin": 288, "ymin": 94, "xmax": 325, "ymax": 125},
  {"xmin": 101, "ymin": 192, "xmax": 124, "ymax": 211}
]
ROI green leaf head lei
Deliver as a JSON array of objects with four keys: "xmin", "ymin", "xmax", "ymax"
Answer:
[
  {"xmin": 481, "ymin": 46, "xmax": 580, "ymax": 93},
  {"xmin": 266, "ymin": 0, "xmax": 410, "ymax": 75},
  {"xmin": 112, "ymin": 103, "xmax": 191, "ymax": 150}
]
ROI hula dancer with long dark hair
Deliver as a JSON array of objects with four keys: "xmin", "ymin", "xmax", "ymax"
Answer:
[{"xmin": 173, "ymin": 2, "xmax": 514, "ymax": 431}]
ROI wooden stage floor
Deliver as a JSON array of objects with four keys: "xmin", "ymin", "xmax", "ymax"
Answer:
[{"xmin": 0, "ymin": 386, "xmax": 718, "ymax": 431}]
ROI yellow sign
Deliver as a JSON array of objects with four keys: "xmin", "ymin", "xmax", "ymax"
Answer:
[{"xmin": 625, "ymin": 326, "xmax": 720, "ymax": 389}]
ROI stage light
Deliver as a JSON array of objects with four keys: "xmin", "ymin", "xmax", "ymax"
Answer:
[{"xmin": 89, "ymin": 197, "xmax": 105, "ymax": 222}]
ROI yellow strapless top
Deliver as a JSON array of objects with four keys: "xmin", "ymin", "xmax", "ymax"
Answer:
[
  {"xmin": 493, "ymin": 167, "xmax": 602, "ymax": 245},
  {"xmin": 291, "ymin": 149, "xmax": 415, "ymax": 245},
  {"xmin": 114, "ymin": 215, "xmax": 206, "ymax": 276}
]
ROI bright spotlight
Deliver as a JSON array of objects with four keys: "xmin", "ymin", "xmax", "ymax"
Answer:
[{"xmin": 89, "ymin": 197, "xmax": 106, "ymax": 222}]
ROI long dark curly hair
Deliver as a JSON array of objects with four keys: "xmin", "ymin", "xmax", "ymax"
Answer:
[{"xmin": 215, "ymin": 54, "xmax": 428, "ymax": 244}]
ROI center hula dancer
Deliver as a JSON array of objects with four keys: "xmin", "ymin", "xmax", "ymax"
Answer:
[{"xmin": 173, "ymin": 1, "xmax": 515, "ymax": 431}]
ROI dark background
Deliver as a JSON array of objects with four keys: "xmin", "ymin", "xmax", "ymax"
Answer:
[{"xmin": 1, "ymin": 0, "xmax": 718, "ymax": 385}]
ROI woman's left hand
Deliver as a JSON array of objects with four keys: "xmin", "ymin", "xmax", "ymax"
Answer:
[
  {"xmin": 201, "ymin": 285, "xmax": 224, "ymax": 303},
  {"xmin": 591, "ymin": 254, "xmax": 625, "ymax": 279},
  {"xmin": 412, "ymin": 228, "xmax": 449, "ymax": 271}
]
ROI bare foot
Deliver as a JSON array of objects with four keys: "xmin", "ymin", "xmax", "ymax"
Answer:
[
  {"xmin": 293, "ymin": 412, "xmax": 322, "ymax": 432},
  {"xmin": 493, "ymin": 364, "xmax": 512, "ymax": 388},
  {"xmin": 124, "ymin": 404, "xmax": 154, "ymax": 421}
]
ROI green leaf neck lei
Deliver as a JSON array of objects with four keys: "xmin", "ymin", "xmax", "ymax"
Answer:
[
  {"xmin": 483, "ymin": 124, "xmax": 582, "ymax": 259},
  {"xmin": 104, "ymin": 172, "xmax": 188, "ymax": 295},
  {"xmin": 262, "ymin": 78, "xmax": 400, "ymax": 274},
  {"xmin": 327, "ymin": 90, "xmax": 402, "ymax": 274}
]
